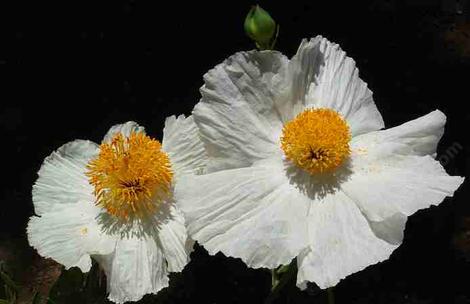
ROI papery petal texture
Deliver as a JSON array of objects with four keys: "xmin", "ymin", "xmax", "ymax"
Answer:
[
  {"xmin": 194, "ymin": 51, "xmax": 290, "ymax": 171},
  {"xmin": 176, "ymin": 157, "xmax": 309, "ymax": 269},
  {"xmin": 28, "ymin": 203, "xmax": 115, "ymax": 272},
  {"xmin": 343, "ymin": 111, "xmax": 464, "ymax": 222},
  {"xmin": 157, "ymin": 205, "xmax": 193, "ymax": 272},
  {"xmin": 29, "ymin": 140, "xmax": 115, "ymax": 271},
  {"xmin": 96, "ymin": 235, "xmax": 169, "ymax": 304},
  {"xmin": 102, "ymin": 121, "xmax": 145, "ymax": 143},
  {"xmin": 32, "ymin": 140, "xmax": 98, "ymax": 215},
  {"xmin": 296, "ymin": 190, "xmax": 398, "ymax": 289},
  {"xmin": 162, "ymin": 114, "xmax": 208, "ymax": 177},
  {"xmin": 296, "ymin": 36, "xmax": 384, "ymax": 136}
]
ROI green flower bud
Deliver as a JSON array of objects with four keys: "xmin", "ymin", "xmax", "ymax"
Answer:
[{"xmin": 244, "ymin": 5, "xmax": 277, "ymax": 50}]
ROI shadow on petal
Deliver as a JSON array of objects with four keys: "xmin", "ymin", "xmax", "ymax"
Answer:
[
  {"xmin": 284, "ymin": 157, "xmax": 353, "ymax": 200},
  {"xmin": 95, "ymin": 194, "xmax": 176, "ymax": 240}
]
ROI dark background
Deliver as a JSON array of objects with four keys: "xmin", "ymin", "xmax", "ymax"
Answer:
[{"xmin": 1, "ymin": 0, "xmax": 470, "ymax": 303}]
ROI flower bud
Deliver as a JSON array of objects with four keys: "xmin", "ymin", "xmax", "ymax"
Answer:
[{"xmin": 244, "ymin": 5, "xmax": 277, "ymax": 50}]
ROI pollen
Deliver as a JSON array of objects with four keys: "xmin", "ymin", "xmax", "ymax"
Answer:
[
  {"xmin": 80, "ymin": 227, "xmax": 88, "ymax": 236},
  {"xmin": 86, "ymin": 132, "xmax": 173, "ymax": 220},
  {"xmin": 281, "ymin": 108, "xmax": 351, "ymax": 174}
]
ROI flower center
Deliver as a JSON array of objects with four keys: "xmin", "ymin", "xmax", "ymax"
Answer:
[
  {"xmin": 86, "ymin": 132, "xmax": 173, "ymax": 220},
  {"xmin": 281, "ymin": 108, "xmax": 351, "ymax": 174}
]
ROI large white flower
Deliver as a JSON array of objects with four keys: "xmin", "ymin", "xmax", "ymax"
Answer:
[
  {"xmin": 175, "ymin": 36, "xmax": 465, "ymax": 289},
  {"xmin": 27, "ymin": 116, "xmax": 207, "ymax": 303}
]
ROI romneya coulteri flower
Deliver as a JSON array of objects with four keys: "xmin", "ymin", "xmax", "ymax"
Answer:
[
  {"xmin": 28, "ymin": 118, "xmax": 207, "ymax": 303},
  {"xmin": 175, "ymin": 36, "xmax": 465, "ymax": 289}
]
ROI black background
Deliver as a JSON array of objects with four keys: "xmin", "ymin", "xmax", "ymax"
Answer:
[{"xmin": 1, "ymin": 0, "xmax": 470, "ymax": 303}]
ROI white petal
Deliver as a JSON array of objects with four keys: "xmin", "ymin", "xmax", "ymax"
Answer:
[
  {"xmin": 342, "ymin": 154, "xmax": 463, "ymax": 222},
  {"xmin": 296, "ymin": 191, "xmax": 397, "ymax": 289},
  {"xmin": 194, "ymin": 51, "xmax": 289, "ymax": 171},
  {"xmin": 175, "ymin": 157, "xmax": 309, "ymax": 269},
  {"xmin": 293, "ymin": 36, "xmax": 384, "ymax": 136},
  {"xmin": 102, "ymin": 121, "xmax": 145, "ymax": 143},
  {"xmin": 368, "ymin": 213, "xmax": 407, "ymax": 245},
  {"xmin": 32, "ymin": 140, "xmax": 98, "ymax": 215},
  {"xmin": 343, "ymin": 111, "xmax": 464, "ymax": 222},
  {"xmin": 162, "ymin": 115, "xmax": 208, "ymax": 177},
  {"xmin": 351, "ymin": 110, "xmax": 446, "ymax": 157},
  {"xmin": 97, "ymin": 235, "xmax": 169, "ymax": 304},
  {"xmin": 27, "ymin": 203, "xmax": 116, "ymax": 272},
  {"xmin": 157, "ymin": 205, "xmax": 192, "ymax": 272}
]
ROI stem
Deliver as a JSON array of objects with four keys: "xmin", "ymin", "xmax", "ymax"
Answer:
[
  {"xmin": 327, "ymin": 287, "xmax": 335, "ymax": 304},
  {"xmin": 269, "ymin": 24, "xmax": 280, "ymax": 50},
  {"xmin": 265, "ymin": 262, "xmax": 297, "ymax": 303},
  {"xmin": 271, "ymin": 269, "xmax": 279, "ymax": 291}
]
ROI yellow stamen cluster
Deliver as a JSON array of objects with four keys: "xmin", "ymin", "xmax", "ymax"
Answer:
[
  {"xmin": 281, "ymin": 108, "xmax": 351, "ymax": 174},
  {"xmin": 86, "ymin": 132, "xmax": 173, "ymax": 220}
]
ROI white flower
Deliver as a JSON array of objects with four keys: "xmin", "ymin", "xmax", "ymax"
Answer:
[
  {"xmin": 175, "ymin": 36, "xmax": 465, "ymax": 289},
  {"xmin": 27, "ymin": 116, "xmax": 207, "ymax": 303}
]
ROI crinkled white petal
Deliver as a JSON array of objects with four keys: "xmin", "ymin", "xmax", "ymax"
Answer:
[
  {"xmin": 162, "ymin": 115, "xmax": 208, "ymax": 178},
  {"xmin": 93, "ymin": 202, "xmax": 190, "ymax": 303},
  {"xmin": 97, "ymin": 235, "xmax": 169, "ymax": 304},
  {"xmin": 194, "ymin": 51, "xmax": 290, "ymax": 171},
  {"xmin": 284, "ymin": 37, "xmax": 326, "ymax": 121},
  {"xmin": 103, "ymin": 121, "xmax": 145, "ymax": 143},
  {"xmin": 175, "ymin": 157, "xmax": 309, "ymax": 269},
  {"xmin": 351, "ymin": 110, "xmax": 446, "ymax": 157},
  {"xmin": 343, "ymin": 111, "xmax": 464, "ymax": 222},
  {"xmin": 157, "ymin": 205, "xmax": 193, "ymax": 272},
  {"xmin": 368, "ymin": 213, "xmax": 407, "ymax": 245},
  {"xmin": 32, "ymin": 140, "xmax": 98, "ymax": 216},
  {"xmin": 27, "ymin": 202, "xmax": 116, "ymax": 272},
  {"xmin": 342, "ymin": 154, "xmax": 463, "ymax": 222},
  {"xmin": 294, "ymin": 36, "xmax": 384, "ymax": 136},
  {"xmin": 296, "ymin": 190, "xmax": 398, "ymax": 289}
]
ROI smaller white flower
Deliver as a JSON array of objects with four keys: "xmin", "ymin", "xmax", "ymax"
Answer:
[{"xmin": 28, "ymin": 116, "xmax": 207, "ymax": 303}]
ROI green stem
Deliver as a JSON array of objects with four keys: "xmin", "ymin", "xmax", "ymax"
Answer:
[
  {"xmin": 265, "ymin": 262, "xmax": 296, "ymax": 303},
  {"xmin": 269, "ymin": 24, "xmax": 280, "ymax": 50},
  {"xmin": 271, "ymin": 269, "xmax": 279, "ymax": 291},
  {"xmin": 327, "ymin": 287, "xmax": 335, "ymax": 304}
]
